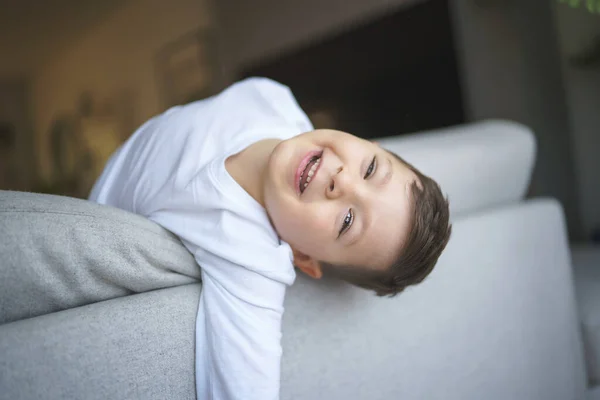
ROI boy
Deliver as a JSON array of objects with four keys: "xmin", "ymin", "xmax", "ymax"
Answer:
[{"xmin": 90, "ymin": 77, "xmax": 451, "ymax": 399}]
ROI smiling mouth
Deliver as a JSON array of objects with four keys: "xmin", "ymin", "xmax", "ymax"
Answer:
[{"xmin": 299, "ymin": 154, "xmax": 322, "ymax": 194}]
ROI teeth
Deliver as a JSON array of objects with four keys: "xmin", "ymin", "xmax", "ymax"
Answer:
[
  {"xmin": 300, "ymin": 156, "xmax": 321, "ymax": 193},
  {"xmin": 308, "ymin": 159, "xmax": 319, "ymax": 177}
]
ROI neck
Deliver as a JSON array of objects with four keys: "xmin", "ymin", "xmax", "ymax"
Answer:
[{"xmin": 225, "ymin": 139, "xmax": 281, "ymax": 207}]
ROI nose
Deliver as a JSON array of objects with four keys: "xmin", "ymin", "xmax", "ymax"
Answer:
[{"xmin": 326, "ymin": 166, "xmax": 357, "ymax": 200}]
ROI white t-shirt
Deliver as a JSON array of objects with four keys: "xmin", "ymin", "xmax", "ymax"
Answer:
[{"xmin": 89, "ymin": 78, "xmax": 314, "ymax": 400}]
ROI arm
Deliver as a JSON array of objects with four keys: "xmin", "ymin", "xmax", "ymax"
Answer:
[{"xmin": 194, "ymin": 250, "xmax": 287, "ymax": 400}]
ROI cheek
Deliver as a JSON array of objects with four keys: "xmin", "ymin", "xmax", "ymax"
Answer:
[
  {"xmin": 266, "ymin": 195, "xmax": 304, "ymax": 235},
  {"xmin": 301, "ymin": 201, "xmax": 332, "ymax": 225},
  {"xmin": 306, "ymin": 214, "xmax": 332, "ymax": 233},
  {"xmin": 289, "ymin": 206, "xmax": 331, "ymax": 234},
  {"xmin": 275, "ymin": 202, "xmax": 334, "ymax": 242}
]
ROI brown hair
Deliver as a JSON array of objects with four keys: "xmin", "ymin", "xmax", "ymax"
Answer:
[{"xmin": 321, "ymin": 151, "xmax": 451, "ymax": 297}]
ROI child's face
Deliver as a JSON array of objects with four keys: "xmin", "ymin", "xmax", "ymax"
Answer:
[{"xmin": 263, "ymin": 129, "xmax": 419, "ymax": 275}]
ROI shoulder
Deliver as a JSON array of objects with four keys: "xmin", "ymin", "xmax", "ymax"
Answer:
[
  {"xmin": 227, "ymin": 77, "xmax": 313, "ymax": 133},
  {"xmin": 223, "ymin": 77, "xmax": 295, "ymax": 109},
  {"xmin": 232, "ymin": 76, "xmax": 292, "ymax": 94}
]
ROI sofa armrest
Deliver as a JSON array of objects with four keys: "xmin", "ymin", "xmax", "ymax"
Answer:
[
  {"xmin": 0, "ymin": 283, "xmax": 200, "ymax": 400},
  {"xmin": 0, "ymin": 190, "xmax": 200, "ymax": 324}
]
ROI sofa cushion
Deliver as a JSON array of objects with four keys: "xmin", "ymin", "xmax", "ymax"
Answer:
[
  {"xmin": 572, "ymin": 244, "xmax": 600, "ymax": 385},
  {"xmin": 0, "ymin": 197, "xmax": 586, "ymax": 399},
  {"xmin": 281, "ymin": 199, "xmax": 586, "ymax": 400},
  {"xmin": 0, "ymin": 283, "xmax": 200, "ymax": 400},
  {"xmin": 377, "ymin": 120, "xmax": 536, "ymax": 216},
  {"xmin": 0, "ymin": 190, "xmax": 200, "ymax": 324},
  {"xmin": 588, "ymin": 385, "xmax": 600, "ymax": 400}
]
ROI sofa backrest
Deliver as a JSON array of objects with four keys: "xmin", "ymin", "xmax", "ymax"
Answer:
[
  {"xmin": 377, "ymin": 120, "xmax": 536, "ymax": 217},
  {"xmin": 281, "ymin": 199, "xmax": 587, "ymax": 400}
]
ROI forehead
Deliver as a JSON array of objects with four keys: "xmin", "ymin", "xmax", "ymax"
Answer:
[{"xmin": 355, "ymin": 155, "xmax": 417, "ymax": 270}]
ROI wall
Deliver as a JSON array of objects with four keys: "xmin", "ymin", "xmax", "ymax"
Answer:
[
  {"xmin": 32, "ymin": 0, "xmax": 212, "ymax": 182},
  {"xmin": 555, "ymin": 5, "xmax": 600, "ymax": 237},
  {"xmin": 214, "ymin": 0, "xmax": 425, "ymax": 80},
  {"xmin": 0, "ymin": 79, "xmax": 35, "ymax": 190},
  {"xmin": 0, "ymin": 0, "xmax": 127, "ymax": 78},
  {"xmin": 450, "ymin": 1, "xmax": 582, "ymax": 238},
  {"xmin": 214, "ymin": 0, "xmax": 583, "ymax": 239}
]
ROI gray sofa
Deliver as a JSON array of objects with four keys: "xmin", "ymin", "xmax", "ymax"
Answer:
[{"xmin": 1, "ymin": 120, "xmax": 599, "ymax": 399}]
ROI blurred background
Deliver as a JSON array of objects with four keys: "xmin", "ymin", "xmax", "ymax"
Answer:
[{"xmin": 0, "ymin": 0, "xmax": 598, "ymax": 243}]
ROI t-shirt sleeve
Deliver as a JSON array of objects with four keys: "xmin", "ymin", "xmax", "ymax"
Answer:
[{"xmin": 194, "ymin": 249, "xmax": 287, "ymax": 400}]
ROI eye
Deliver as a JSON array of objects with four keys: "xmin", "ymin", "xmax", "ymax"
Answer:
[
  {"xmin": 338, "ymin": 209, "xmax": 354, "ymax": 237},
  {"xmin": 364, "ymin": 156, "xmax": 377, "ymax": 179}
]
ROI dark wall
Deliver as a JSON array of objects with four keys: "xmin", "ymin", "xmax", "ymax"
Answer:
[{"xmin": 242, "ymin": 0, "xmax": 465, "ymax": 139}]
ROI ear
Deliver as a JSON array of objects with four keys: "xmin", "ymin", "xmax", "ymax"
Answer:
[{"xmin": 291, "ymin": 248, "xmax": 323, "ymax": 279}]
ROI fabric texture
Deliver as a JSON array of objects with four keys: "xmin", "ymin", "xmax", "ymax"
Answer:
[
  {"xmin": 572, "ymin": 244, "xmax": 600, "ymax": 385},
  {"xmin": 0, "ymin": 284, "xmax": 200, "ymax": 400},
  {"xmin": 280, "ymin": 199, "xmax": 587, "ymax": 400},
  {"xmin": 89, "ymin": 77, "xmax": 314, "ymax": 400},
  {"xmin": 0, "ymin": 190, "xmax": 200, "ymax": 324},
  {"xmin": 588, "ymin": 385, "xmax": 600, "ymax": 400},
  {"xmin": 0, "ymin": 199, "xmax": 589, "ymax": 400}
]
